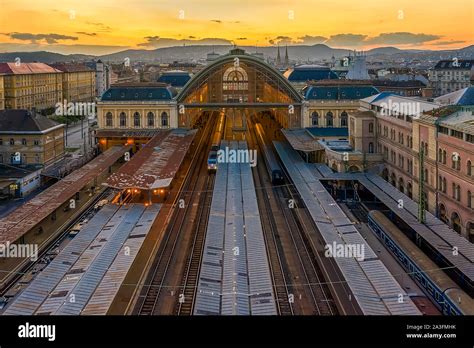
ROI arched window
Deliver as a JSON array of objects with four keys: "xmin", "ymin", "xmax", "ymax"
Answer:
[
  {"xmin": 161, "ymin": 112, "xmax": 169, "ymax": 127},
  {"xmin": 106, "ymin": 112, "xmax": 113, "ymax": 127},
  {"xmin": 119, "ymin": 112, "xmax": 127, "ymax": 127},
  {"xmin": 326, "ymin": 111, "xmax": 333, "ymax": 127},
  {"xmin": 340, "ymin": 111, "xmax": 348, "ymax": 127},
  {"xmin": 311, "ymin": 112, "xmax": 319, "ymax": 126},
  {"xmin": 147, "ymin": 112, "xmax": 154, "ymax": 127},
  {"xmin": 439, "ymin": 204, "xmax": 447, "ymax": 223},
  {"xmin": 451, "ymin": 212, "xmax": 461, "ymax": 234},
  {"xmin": 442, "ymin": 177, "xmax": 447, "ymax": 193},
  {"xmin": 407, "ymin": 182, "xmax": 413, "ymax": 199},
  {"xmin": 391, "ymin": 173, "xmax": 396, "ymax": 186},
  {"xmin": 368, "ymin": 122, "xmax": 374, "ymax": 133},
  {"xmin": 133, "ymin": 112, "xmax": 141, "ymax": 127},
  {"xmin": 368, "ymin": 142, "xmax": 374, "ymax": 153},
  {"xmin": 438, "ymin": 148, "xmax": 442, "ymax": 162},
  {"xmin": 442, "ymin": 150, "xmax": 447, "ymax": 164},
  {"xmin": 468, "ymin": 160, "xmax": 472, "ymax": 176},
  {"xmin": 398, "ymin": 177, "xmax": 405, "ymax": 193}
]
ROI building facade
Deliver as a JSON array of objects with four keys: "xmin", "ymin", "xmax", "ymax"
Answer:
[
  {"xmin": 0, "ymin": 62, "xmax": 62, "ymax": 112},
  {"xmin": 0, "ymin": 109, "xmax": 65, "ymax": 167},
  {"xmin": 429, "ymin": 60, "xmax": 474, "ymax": 97},
  {"xmin": 96, "ymin": 83, "xmax": 178, "ymax": 150},
  {"xmin": 51, "ymin": 63, "xmax": 96, "ymax": 103},
  {"xmin": 0, "ymin": 75, "xmax": 4, "ymax": 110},
  {"xmin": 302, "ymin": 80, "xmax": 379, "ymax": 128}
]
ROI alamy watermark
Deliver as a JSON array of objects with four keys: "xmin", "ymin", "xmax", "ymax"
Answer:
[
  {"xmin": 0, "ymin": 242, "xmax": 38, "ymax": 261},
  {"xmin": 217, "ymin": 146, "xmax": 257, "ymax": 167},
  {"xmin": 55, "ymin": 99, "xmax": 96, "ymax": 119},
  {"xmin": 324, "ymin": 242, "xmax": 365, "ymax": 261},
  {"xmin": 380, "ymin": 100, "xmax": 421, "ymax": 119}
]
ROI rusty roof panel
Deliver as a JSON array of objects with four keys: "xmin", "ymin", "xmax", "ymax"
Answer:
[
  {"xmin": 105, "ymin": 129, "xmax": 197, "ymax": 190},
  {"xmin": 0, "ymin": 146, "xmax": 130, "ymax": 244}
]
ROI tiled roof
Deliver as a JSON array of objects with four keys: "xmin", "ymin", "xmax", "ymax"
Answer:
[
  {"xmin": 307, "ymin": 127, "xmax": 349, "ymax": 137},
  {"xmin": 284, "ymin": 65, "xmax": 338, "ymax": 82},
  {"xmin": 0, "ymin": 109, "xmax": 63, "ymax": 133},
  {"xmin": 304, "ymin": 85, "xmax": 379, "ymax": 100},
  {"xmin": 157, "ymin": 71, "xmax": 191, "ymax": 87},
  {"xmin": 50, "ymin": 63, "xmax": 94, "ymax": 73},
  {"xmin": 0, "ymin": 62, "xmax": 61, "ymax": 74},
  {"xmin": 434, "ymin": 60, "xmax": 474, "ymax": 70},
  {"xmin": 100, "ymin": 83, "xmax": 177, "ymax": 101},
  {"xmin": 435, "ymin": 87, "xmax": 474, "ymax": 106}
]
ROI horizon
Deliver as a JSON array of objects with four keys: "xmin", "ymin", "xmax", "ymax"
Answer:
[{"xmin": 0, "ymin": 0, "xmax": 472, "ymax": 55}]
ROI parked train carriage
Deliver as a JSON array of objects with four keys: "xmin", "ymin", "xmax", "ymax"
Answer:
[
  {"xmin": 254, "ymin": 123, "xmax": 284, "ymax": 185},
  {"xmin": 368, "ymin": 210, "xmax": 474, "ymax": 315},
  {"xmin": 208, "ymin": 113, "xmax": 226, "ymax": 173}
]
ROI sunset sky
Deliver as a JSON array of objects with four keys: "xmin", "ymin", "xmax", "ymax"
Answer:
[{"xmin": 0, "ymin": 0, "xmax": 472, "ymax": 55}]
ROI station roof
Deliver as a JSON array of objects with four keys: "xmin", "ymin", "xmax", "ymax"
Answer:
[
  {"xmin": 281, "ymin": 128, "xmax": 324, "ymax": 152},
  {"xmin": 104, "ymin": 129, "xmax": 197, "ymax": 190},
  {"xmin": 157, "ymin": 70, "xmax": 191, "ymax": 87},
  {"xmin": 0, "ymin": 145, "xmax": 130, "ymax": 244},
  {"xmin": 100, "ymin": 83, "xmax": 177, "ymax": 101}
]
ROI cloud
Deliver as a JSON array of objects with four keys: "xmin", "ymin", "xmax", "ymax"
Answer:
[
  {"xmin": 5, "ymin": 32, "xmax": 78, "ymax": 44},
  {"xmin": 138, "ymin": 36, "xmax": 232, "ymax": 48},
  {"xmin": 76, "ymin": 32, "xmax": 97, "ymax": 36},
  {"xmin": 210, "ymin": 19, "xmax": 222, "ymax": 23},
  {"xmin": 428, "ymin": 40, "xmax": 466, "ymax": 46},
  {"xmin": 235, "ymin": 37, "xmax": 247, "ymax": 40},
  {"xmin": 325, "ymin": 34, "xmax": 367, "ymax": 47},
  {"xmin": 268, "ymin": 36, "xmax": 293, "ymax": 45},
  {"xmin": 297, "ymin": 35, "xmax": 328, "ymax": 45},
  {"xmin": 86, "ymin": 22, "xmax": 112, "ymax": 33},
  {"xmin": 366, "ymin": 32, "xmax": 440, "ymax": 45}
]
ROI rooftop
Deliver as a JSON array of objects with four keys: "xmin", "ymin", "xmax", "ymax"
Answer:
[
  {"xmin": 435, "ymin": 87, "xmax": 474, "ymax": 106},
  {"xmin": 303, "ymin": 82, "xmax": 379, "ymax": 100},
  {"xmin": 0, "ymin": 62, "xmax": 61, "ymax": 75},
  {"xmin": 434, "ymin": 60, "xmax": 474, "ymax": 70},
  {"xmin": 284, "ymin": 65, "xmax": 338, "ymax": 82},
  {"xmin": 50, "ymin": 63, "xmax": 94, "ymax": 73},
  {"xmin": 307, "ymin": 127, "xmax": 349, "ymax": 137},
  {"xmin": 0, "ymin": 109, "xmax": 63, "ymax": 133},
  {"xmin": 100, "ymin": 83, "xmax": 177, "ymax": 101},
  {"xmin": 157, "ymin": 70, "xmax": 192, "ymax": 87}
]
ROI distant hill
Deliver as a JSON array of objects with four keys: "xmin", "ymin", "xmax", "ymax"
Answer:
[{"xmin": 0, "ymin": 44, "xmax": 472, "ymax": 64}]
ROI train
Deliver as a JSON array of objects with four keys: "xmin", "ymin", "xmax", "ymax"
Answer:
[
  {"xmin": 367, "ymin": 210, "xmax": 474, "ymax": 315},
  {"xmin": 254, "ymin": 123, "xmax": 284, "ymax": 185},
  {"xmin": 207, "ymin": 113, "xmax": 225, "ymax": 173}
]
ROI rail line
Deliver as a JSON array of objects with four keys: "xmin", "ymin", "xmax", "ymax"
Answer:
[
  {"xmin": 136, "ymin": 114, "xmax": 215, "ymax": 315},
  {"xmin": 175, "ymin": 174, "xmax": 215, "ymax": 315}
]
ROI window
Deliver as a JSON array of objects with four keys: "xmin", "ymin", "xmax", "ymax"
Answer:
[
  {"xmin": 21, "ymin": 139, "xmax": 27, "ymax": 145},
  {"xmin": 9, "ymin": 138, "xmax": 14, "ymax": 145},
  {"xmin": 133, "ymin": 112, "xmax": 141, "ymax": 127},
  {"xmin": 442, "ymin": 150, "xmax": 447, "ymax": 164},
  {"xmin": 368, "ymin": 123, "xmax": 374, "ymax": 134},
  {"xmin": 326, "ymin": 112, "xmax": 333, "ymax": 127},
  {"xmin": 468, "ymin": 191, "xmax": 473, "ymax": 208},
  {"xmin": 442, "ymin": 177, "xmax": 447, "ymax": 193},
  {"xmin": 368, "ymin": 142, "xmax": 374, "ymax": 153},
  {"xmin": 120, "ymin": 112, "xmax": 127, "ymax": 127},
  {"xmin": 161, "ymin": 112, "xmax": 169, "ymax": 127},
  {"xmin": 34, "ymin": 139, "xmax": 40, "ymax": 146},
  {"xmin": 340, "ymin": 111, "xmax": 348, "ymax": 127},
  {"xmin": 311, "ymin": 112, "xmax": 319, "ymax": 126},
  {"xmin": 438, "ymin": 148, "xmax": 442, "ymax": 162},
  {"xmin": 35, "ymin": 154, "xmax": 40, "ymax": 163},
  {"xmin": 468, "ymin": 160, "xmax": 472, "ymax": 176},
  {"xmin": 106, "ymin": 112, "xmax": 113, "ymax": 127},
  {"xmin": 147, "ymin": 112, "xmax": 155, "ymax": 127}
]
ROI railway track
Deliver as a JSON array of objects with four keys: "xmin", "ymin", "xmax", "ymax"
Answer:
[
  {"xmin": 252, "ymin": 157, "xmax": 294, "ymax": 315},
  {"xmin": 276, "ymin": 183, "xmax": 337, "ymax": 315},
  {"xmin": 137, "ymin": 115, "xmax": 215, "ymax": 315},
  {"xmin": 248, "ymin": 121, "xmax": 337, "ymax": 315},
  {"xmin": 175, "ymin": 174, "xmax": 215, "ymax": 315}
]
